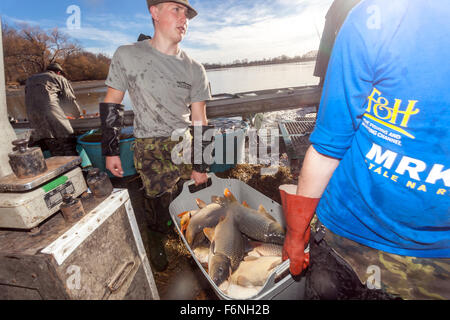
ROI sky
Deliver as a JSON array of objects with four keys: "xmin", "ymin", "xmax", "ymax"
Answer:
[{"xmin": 0, "ymin": 0, "xmax": 333, "ymax": 64}]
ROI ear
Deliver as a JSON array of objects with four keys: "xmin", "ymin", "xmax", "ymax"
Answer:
[{"xmin": 149, "ymin": 5, "xmax": 160, "ymax": 22}]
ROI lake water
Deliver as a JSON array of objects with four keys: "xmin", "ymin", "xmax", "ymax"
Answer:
[
  {"xmin": 7, "ymin": 61, "xmax": 319, "ymax": 118},
  {"xmin": 207, "ymin": 61, "xmax": 318, "ymax": 95}
]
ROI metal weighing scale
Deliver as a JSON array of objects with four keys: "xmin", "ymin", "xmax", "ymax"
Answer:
[{"xmin": 0, "ymin": 156, "xmax": 87, "ymax": 231}]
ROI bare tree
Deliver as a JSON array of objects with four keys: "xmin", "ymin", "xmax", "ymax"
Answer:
[
  {"xmin": 47, "ymin": 27, "xmax": 81, "ymax": 63},
  {"xmin": 2, "ymin": 22, "xmax": 82, "ymax": 83}
]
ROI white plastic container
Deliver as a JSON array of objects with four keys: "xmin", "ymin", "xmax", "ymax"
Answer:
[{"xmin": 169, "ymin": 173, "xmax": 306, "ymax": 300}]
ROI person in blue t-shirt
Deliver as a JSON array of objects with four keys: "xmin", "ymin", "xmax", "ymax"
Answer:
[{"xmin": 280, "ymin": 0, "xmax": 449, "ymax": 299}]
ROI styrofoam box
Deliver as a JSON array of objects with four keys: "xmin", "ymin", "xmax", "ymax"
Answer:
[{"xmin": 169, "ymin": 173, "xmax": 306, "ymax": 300}]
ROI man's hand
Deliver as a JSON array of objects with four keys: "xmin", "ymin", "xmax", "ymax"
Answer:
[
  {"xmin": 106, "ymin": 156, "xmax": 124, "ymax": 178},
  {"xmin": 191, "ymin": 170, "xmax": 208, "ymax": 186},
  {"xmin": 74, "ymin": 101, "xmax": 82, "ymax": 118}
]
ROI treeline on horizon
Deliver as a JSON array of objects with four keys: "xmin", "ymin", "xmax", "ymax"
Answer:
[
  {"xmin": 203, "ymin": 52, "xmax": 317, "ymax": 70},
  {"xmin": 2, "ymin": 22, "xmax": 110, "ymax": 85},
  {"xmin": 2, "ymin": 22, "xmax": 317, "ymax": 86}
]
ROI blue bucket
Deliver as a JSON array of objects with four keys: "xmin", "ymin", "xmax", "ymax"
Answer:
[{"xmin": 77, "ymin": 127, "xmax": 137, "ymax": 178}]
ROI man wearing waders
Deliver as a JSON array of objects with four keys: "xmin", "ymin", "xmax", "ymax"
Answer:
[
  {"xmin": 101, "ymin": 0, "xmax": 212, "ymax": 271},
  {"xmin": 25, "ymin": 63, "xmax": 82, "ymax": 156},
  {"xmin": 280, "ymin": 0, "xmax": 449, "ymax": 299}
]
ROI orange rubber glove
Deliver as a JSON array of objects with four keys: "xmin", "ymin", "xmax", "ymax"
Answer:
[{"xmin": 279, "ymin": 185, "xmax": 320, "ymax": 276}]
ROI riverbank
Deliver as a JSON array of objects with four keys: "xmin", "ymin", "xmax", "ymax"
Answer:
[{"xmin": 6, "ymin": 79, "xmax": 106, "ymax": 96}]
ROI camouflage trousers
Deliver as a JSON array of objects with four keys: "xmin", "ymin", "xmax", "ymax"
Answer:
[
  {"xmin": 133, "ymin": 137, "xmax": 192, "ymax": 198},
  {"xmin": 133, "ymin": 137, "xmax": 191, "ymax": 233},
  {"xmin": 306, "ymin": 220, "xmax": 450, "ymax": 300}
]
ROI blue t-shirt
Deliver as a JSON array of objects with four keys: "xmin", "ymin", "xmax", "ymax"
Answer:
[{"xmin": 310, "ymin": 0, "xmax": 450, "ymax": 258}]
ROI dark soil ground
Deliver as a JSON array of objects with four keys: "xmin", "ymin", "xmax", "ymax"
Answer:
[{"xmin": 111, "ymin": 162, "xmax": 298, "ymax": 300}]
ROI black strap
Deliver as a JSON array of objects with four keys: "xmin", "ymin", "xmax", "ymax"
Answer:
[
  {"xmin": 189, "ymin": 125, "xmax": 215, "ymax": 173},
  {"xmin": 314, "ymin": 222, "xmax": 327, "ymax": 244}
]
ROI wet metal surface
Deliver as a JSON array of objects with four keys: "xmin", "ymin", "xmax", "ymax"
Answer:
[
  {"xmin": 60, "ymin": 194, "xmax": 85, "ymax": 223},
  {"xmin": 0, "ymin": 156, "xmax": 81, "ymax": 192},
  {"xmin": 8, "ymin": 139, "xmax": 47, "ymax": 179},
  {"xmin": 86, "ymin": 168, "xmax": 113, "ymax": 198},
  {"xmin": 279, "ymin": 118, "xmax": 316, "ymax": 161}
]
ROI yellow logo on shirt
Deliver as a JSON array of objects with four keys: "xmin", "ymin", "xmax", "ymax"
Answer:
[{"xmin": 364, "ymin": 88, "xmax": 420, "ymax": 139}]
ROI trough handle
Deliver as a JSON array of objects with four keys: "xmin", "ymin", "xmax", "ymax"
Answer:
[
  {"xmin": 272, "ymin": 260, "xmax": 291, "ymax": 283},
  {"xmin": 262, "ymin": 243, "xmax": 311, "ymax": 293},
  {"xmin": 103, "ymin": 260, "xmax": 136, "ymax": 298},
  {"xmin": 182, "ymin": 173, "xmax": 221, "ymax": 194}
]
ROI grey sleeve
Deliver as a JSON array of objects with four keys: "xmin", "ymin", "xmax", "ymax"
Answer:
[
  {"xmin": 60, "ymin": 77, "xmax": 77, "ymax": 101},
  {"xmin": 190, "ymin": 63, "xmax": 212, "ymax": 104},
  {"xmin": 58, "ymin": 78, "xmax": 82, "ymax": 117},
  {"xmin": 105, "ymin": 47, "xmax": 129, "ymax": 92}
]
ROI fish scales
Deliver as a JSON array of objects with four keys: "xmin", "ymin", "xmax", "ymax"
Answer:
[
  {"xmin": 185, "ymin": 203, "xmax": 228, "ymax": 248},
  {"xmin": 249, "ymin": 242, "xmax": 283, "ymax": 257},
  {"xmin": 207, "ymin": 211, "xmax": 245, "ymax": 286},
  {"xmin": 212, "ymin": 212, "xmax": 244, "ymax": 271},
  {"xmin": 222, "ymin": 188, "xmax": 285, "ymax": 245},
  {"xmin": 231, "ymin": 204, "xmax": 285, "ymax": 245}
]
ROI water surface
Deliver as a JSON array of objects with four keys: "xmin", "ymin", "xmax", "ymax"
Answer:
[{"xmin": 7, "ymin": 61, "xmax": 319, "ymax": 119}]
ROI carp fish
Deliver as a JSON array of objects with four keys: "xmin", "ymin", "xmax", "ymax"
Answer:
[
  {"xmin": 223, "ymin": 189, "xmax": 285, "ymax": 245},
  {"xmin": 247, "ymin": 241, "xmax": 283, "ymax": 258},
  {"xmin": 193, "ymin": 246, "xmax": 210, "ymax": 266},
  {"xmin": 204, "ymin": 212, "xmax": 245, "ymax": 287},
  {"xmin": 220, "ymin": 281, "xmax": 262, "ymax": 300},
  {"xmin": 185, "ymin": 198, "xmax": 228, "ymax": 249},
  {"xmin": 178, "ymin": 188, "xmax": 286, "ymax": 295},
  {"xmin": 229, "ymin": 255, "xmax": 282, "ymax": 287}
]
